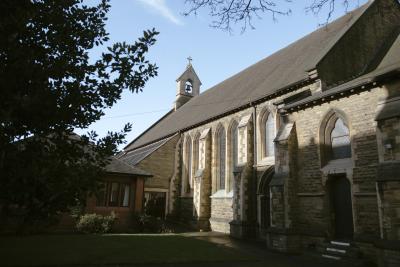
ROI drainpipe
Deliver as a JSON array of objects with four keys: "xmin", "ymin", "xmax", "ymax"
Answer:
[{"xmin": 251, "ymin": 103, "xmax": 258, "ymax": 235}]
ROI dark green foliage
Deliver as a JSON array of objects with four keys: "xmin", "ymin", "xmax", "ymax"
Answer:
[
  {"xmin": 136, "ymin": 214, "xmax": 169, "ymax": 233},
  {"xmin": 76, "ymin": 212, "xmax": 116, "ymax": 234},
  {"xmin": 0, "ymin": 0, "xmax": 159, "ymax": 231}
]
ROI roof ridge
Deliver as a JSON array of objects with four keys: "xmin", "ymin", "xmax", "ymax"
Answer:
[{"xmin": 189, "ymin": 2, "xmax": 371, "ymax": 101}]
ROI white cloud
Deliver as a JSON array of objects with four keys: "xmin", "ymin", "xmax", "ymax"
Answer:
[{"xmin": 137, "ymin": 0, "xmax": 183, "ymax": 25}]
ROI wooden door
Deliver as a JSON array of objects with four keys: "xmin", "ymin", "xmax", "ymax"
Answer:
[{"xmin": 330, "ymin": 174, "xmax": 354, "ymax": 240}]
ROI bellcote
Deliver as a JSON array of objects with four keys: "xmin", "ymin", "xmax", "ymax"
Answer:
[{"xmin": 174, "ymin": 59, "xmax": 202, "ymax": 110}]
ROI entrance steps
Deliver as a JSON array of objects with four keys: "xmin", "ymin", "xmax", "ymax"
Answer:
[
  {"xmin": 320, "ymin": 241, "xmax": 360, "ymax": 260},
  {"xmin": 307, "ymin": 240, "xmax": 371, "ymax": 266}
]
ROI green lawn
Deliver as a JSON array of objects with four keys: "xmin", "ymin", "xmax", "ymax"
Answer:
[{"xmin": 0, "ymin": 234, "xmax": 256, "ymax": 266}]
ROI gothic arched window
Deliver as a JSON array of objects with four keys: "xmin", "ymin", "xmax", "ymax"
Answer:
[
  {"xmin": 320, "ymin": 111, "xmax": 352, "ymax": 165},
  {"xmin": 184, "ymin": 137, "xmax": 192, "ymax": 193},
  {"xmin": 330, "ymin": 118, "xmax": 351, "ymax": 159},
  {"xmin": 231, "ymin": 123, "xmax": 238, "ymax": 168},
  {"xmin": 193, "ymin": 133, "xmax": 200, "ymax": 174},
  {"xmin": 228, "ymin": 121, "xmax": 238, "ymax": 192},
  {"xmin": 264, "ymin": 113, "xmax": 275, "ymax": 158},
  {"xmin": 217, "ymin": 127, "xmax": 226, "ymax": 190}
]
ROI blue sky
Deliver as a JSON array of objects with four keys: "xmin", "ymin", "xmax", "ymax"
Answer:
[{"xmin": 75, "ymin": 0, "xmax": 367, "ymax": 148}]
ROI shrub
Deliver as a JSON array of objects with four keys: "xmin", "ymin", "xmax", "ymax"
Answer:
[
  {"xmin": 134, "ymin": 214, "xmax": 172, "ymax": 233},
  {"xmin": 76, "ymin": 212, "xmax": 116, "ymax": 234}
]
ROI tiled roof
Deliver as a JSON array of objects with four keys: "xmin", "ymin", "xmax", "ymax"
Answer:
[
  {"xmin": 127, "ymin": 2, "xmax": 381, "ymax": 150},
  {"xmin": 105, "ymin": 157, "xmax": 152, "ymax": 176},
  {"xmin": 283, "ymin": 34, "xmax": 400, "ymax": 111},
  {"xmin": 119, "ymin": 136, "xmax": 175, "ymax": 166}
]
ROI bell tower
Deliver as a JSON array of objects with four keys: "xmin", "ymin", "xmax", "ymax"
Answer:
[{"xmin": 174, "ymin": 57, "xmax": 201, "ymax": 110}]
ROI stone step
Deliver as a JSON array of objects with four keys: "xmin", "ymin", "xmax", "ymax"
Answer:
[
  {"xmin": 316, "ymin": 241, "xmax": 362, "ymax": 259},
  {"xmin": 330, "ymin": 240, "xmax": 351, "ymax": 247},
  {"xmin": 326, "ymin": 247, "xmax": 347, "ymax": 254},
  {"xmin": 304, "ymin": 248, "xmax": 368, "ymax": 267},
  {"xmin": 322, "ymin": 254, "xmax": 342, "ymax": 260}
]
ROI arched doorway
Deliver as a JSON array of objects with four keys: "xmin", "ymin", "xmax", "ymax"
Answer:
[
  {"xmin": 328, "ymin": 174, "xmax": 354, "ymax": 240},
  {"xmin": 257, "ymin": 167, "xmax": 274, "ymax": 239}
]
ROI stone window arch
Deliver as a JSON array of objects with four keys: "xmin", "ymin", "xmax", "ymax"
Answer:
[
  {"xmin": 227, "ymin": 120, "xmax": 238, "ymax": 192},
  {"xmin": 193, "ymin": 132, "xmax": 200, "ymax": 175},
  {"xmin": 260, "ymin": 109, "xmax": 276, "ymax": 158},
  {"xmin": 320, "ymin": 110, "xmax": 352, "ymax": 165},
  {"xmin": 183, "ymin": 136, "xmax": 192, "ymax": 193},
  {"xmin": 216, "ymin": 126, "xmax": 227, "ymax": 191}
]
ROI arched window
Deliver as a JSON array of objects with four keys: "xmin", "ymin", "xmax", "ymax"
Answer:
[
  {"xmin": 193, "ymin": 133, "xmax": 200, "ymax": 174},
  {"xmin": 320, "ymin": 111, "xmax": 352, "ymax": 165},
  {"xmin": 217, "ymin": 127, "xmax": 226, "ymax": 190},
  {"xmin": 231, "ymin": 124, "xmax": 238, "ymax": 168},
  {"xmin": 264, "ymin": 113, "xmax": 275, "ymax": 158},
  {"xmin": 184, "ymin": 137, "xmax": 192, "ymax": 193},
  {"xmin": 228, "ymin": 121, "xmax": 238, "ymax": 192},
  {"xmin": 330, "ymin": 118, "xmax": 351, "ymax": 159}
]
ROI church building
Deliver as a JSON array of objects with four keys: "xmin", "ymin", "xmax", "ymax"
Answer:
[{"xmin": 118, "ymin": 0, "xmax": 400, "ymax": 265}]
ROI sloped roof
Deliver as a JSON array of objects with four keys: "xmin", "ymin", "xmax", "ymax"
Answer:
[
  {"xmin": 105, "ymin": 157, "xmax": 152, "ymax": 176},
  {"xmin": 126, "ymin": 2, "xmax": 372, "ymax": 150},
  {"xmin": 283, "ymin": 34, "xmax": 400, "ymax": 111},
  {"xmin": 119, "ymin": 135, "xmax": 175, "ymax": 166}
]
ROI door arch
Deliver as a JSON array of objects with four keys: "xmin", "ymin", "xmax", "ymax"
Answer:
[{"xmin": 257, "ymin": 166, "xmax": 274, "ymax": 237}]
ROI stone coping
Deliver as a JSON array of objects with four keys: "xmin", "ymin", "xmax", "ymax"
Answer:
[{"xmin": 210, "ymin": 190, "xmax": 233, "ymax": 199}]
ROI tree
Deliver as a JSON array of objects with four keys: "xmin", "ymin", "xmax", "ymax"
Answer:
[
  {"xmin": 0, "ymin": 0, "xmax": 158, "ymax": 231},
  {"xmin": 183, "ymin": 0, "xmax": 353, "ymax": 32}
]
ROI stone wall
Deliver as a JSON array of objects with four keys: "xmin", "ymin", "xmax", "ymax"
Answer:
[
  {"xmin": 178, "ymin": 197, "xmax": 194, "ymax": 221},
  {"xmin": 172, "ymin": 77, "xmax": 399, "ymax": 263},
  {"xmin": 379, "ymin": 181, "xmax": 400, "ymax": 239},
  {"xmin": 137, "ymin": 135, "xmax": 180, "ymax": 190},
  {"xmin": 210, "ymin": 197, "xmax": 233, "ymax": 233},
  {"xmin": 290, "ymin": 87, "xmax": 385, "ymax": 244}
]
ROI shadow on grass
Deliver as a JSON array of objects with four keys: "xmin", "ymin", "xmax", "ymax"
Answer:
[{"xmin": 0, "ymin": 234, "xmax": 257, "ymax": 266}]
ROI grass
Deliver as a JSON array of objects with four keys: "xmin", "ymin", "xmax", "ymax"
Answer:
[{"xmin": 0, "ymin": 233, "xmax": 256, "ymax": 266}]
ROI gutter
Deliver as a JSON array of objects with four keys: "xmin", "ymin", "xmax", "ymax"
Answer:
[{"xmin": 251, "ymin": 102, "xmax": 258, "ymax": 227}]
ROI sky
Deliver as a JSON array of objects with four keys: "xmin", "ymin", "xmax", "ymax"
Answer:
[{"xmin": 75, "ymin": 0, "xmax": 367, "ymax": 149}]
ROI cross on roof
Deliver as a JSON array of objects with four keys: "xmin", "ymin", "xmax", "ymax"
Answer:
[{"xmin": 187, "ymin": 56, "xmax": 193, "ymax": 66}]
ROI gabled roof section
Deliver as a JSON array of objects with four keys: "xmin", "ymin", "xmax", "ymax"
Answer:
[
  {"xmin": 177, "ymin": 64, "xmax": 202, "ymax": 85},
  {"xmin": 282, "ymin": 33, "xmax": 400, "ymax": 111},
  {"xmin": 119, "ymin": 135, "xmax": 175, "ymax": 166},
  {"xmin": 105, "ymin": 157, "xmax": 152, "ymax": 176},
  {"xmin": 126, "ymin": 2, "xmax": 373, "ymax": 150}
]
